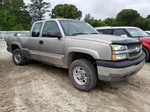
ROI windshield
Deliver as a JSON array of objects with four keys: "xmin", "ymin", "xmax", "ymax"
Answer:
[
  {"xmin": 126, "ymin": 28, "xmax": 149, "ymax": 37},
  {"xmin": 59, "ymin": 20, "xmax": 99, "ymax": 36},
  {"xmin": 146, "ymin": 32, "xmax": 150, "ymax": 36}
]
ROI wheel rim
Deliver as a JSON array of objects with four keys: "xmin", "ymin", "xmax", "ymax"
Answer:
[
  {"xmin": 73, "ymin": 66, "xmax": 87, "ymax": 85},
  {"xmin": 14, "ymin": 52, "xmax": 21, "ymax": 63}
]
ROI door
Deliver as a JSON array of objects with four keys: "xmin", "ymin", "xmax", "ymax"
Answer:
[
  {"xmin": 24, "ymin": 22, "xmax": 43, "ymax": 60},
  {"xmin": 39, "ymin": 21, "xmax": 64, "ymax": 66}
]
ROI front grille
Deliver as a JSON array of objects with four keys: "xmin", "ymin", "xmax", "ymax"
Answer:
[
  {"xmin": 127, "ymin": 44, "xmax": 142, "ymax": 59},
  {"xmin": 127, "ymin": 44, "xmax": 141, "ymax": 49},
  {"xmin": 129, "ymin": 50, "xmax": 142, "ymax": 58}
]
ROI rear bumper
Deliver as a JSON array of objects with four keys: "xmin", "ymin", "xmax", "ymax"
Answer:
[{"xmin": 96, "ymin": 54, "xmax": 145, "ymax": 81}]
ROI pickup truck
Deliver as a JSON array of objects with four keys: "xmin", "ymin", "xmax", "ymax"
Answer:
[{"xmin": 6, "ymin": 19, "xmax": 145, "ymax": 91}]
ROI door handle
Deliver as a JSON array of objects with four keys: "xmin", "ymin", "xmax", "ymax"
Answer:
[{"xmin": 39, "ymin": 40, "xmax": 43, "ymax": 44}]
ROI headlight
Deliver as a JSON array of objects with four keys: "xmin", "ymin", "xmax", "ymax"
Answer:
[
  {"xmin": 111, "ymin": 44, "xmax": 128, "ymax": 60},
  {"xmin": 111, "ymin": 45, "xmax": 127, "ymax": 51}
]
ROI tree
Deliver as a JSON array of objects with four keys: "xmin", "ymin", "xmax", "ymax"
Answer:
[
  {"xmin": 28, "ymin": 0, "xmax": 51, "ymax": 22},
  {"xmin": 146, "ymin": 15, "xmax": 150, "ymax": 19},
  {"xmin": 16, "ymin": 10, "xmax": 32, "ymax": 30},
  {"xmin": 116, "ymin": 9, "xmax": 141, "ymax": 26},
  {"xmin": 51, "ymin": 4, "xmax": 82, "ymax": 19},
  {"xmin": 0, "ymin": 10, "xmax": 16, "ymax": 30},
  {"xmin": 137, "ymin": 18, "xmax": 150, "ymax": 30},
  {"xmin": 84, "ymin": 14, "xmax": 94, "ymax": 23},
  {"xmin": 84, "ymin": 14, "xmax": 107, "ymax": 27},
  {"xmin": 103, "ymin": 18, "xmax": 116, "ymax": 26},
  {"xmin": 0, "ymin": 0, "xmax": 31, "ymax": 30}
]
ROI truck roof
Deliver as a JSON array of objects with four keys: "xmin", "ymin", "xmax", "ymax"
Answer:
[
  {"xmin": 145, "ymin": 31, "xmax": 150, "ymax": 33},
  {"xmin": 95, "ymin": 26, "xmax": 138, "ymax": 30},
  {"xmin": 34, "ymin": 18, "xmax": 83, "ymax": 23}
]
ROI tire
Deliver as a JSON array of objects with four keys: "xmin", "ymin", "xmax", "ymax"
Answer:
[
  {"xmin": 12, "ymin": 49, "xmax": 26, "ymax": 65},
  {"xmin": 69, "ymin": 59, "xmax": 98, "ymax": 91},
  {"xmin": 143, "ymin": 47, "xmax": 149, "ymax": 62}
]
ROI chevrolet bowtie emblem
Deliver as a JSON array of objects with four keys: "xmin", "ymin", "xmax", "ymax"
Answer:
[{"xmin": 135, "ymin": 47, "xmax": 140, "ymax": 52}]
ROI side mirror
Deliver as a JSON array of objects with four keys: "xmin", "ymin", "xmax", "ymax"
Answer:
[{"xmin": 47, "ymin": 30, "xmax": 62, "ymax": 39}]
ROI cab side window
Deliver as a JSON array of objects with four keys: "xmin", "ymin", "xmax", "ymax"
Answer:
[
  {"xmin": 32, "ymin": 22, "xmax": 42, "ymax": 37},
  {"xmin": 113, "ymin": 29, "xmax": 128, "ymax": 37},
  {"xmin": 42, "ymin": 21, "xmax": 60, "ymax": 37},
  {"xmin": 98, "ymin": 29, "xmax": 113, "ymax": 35}
]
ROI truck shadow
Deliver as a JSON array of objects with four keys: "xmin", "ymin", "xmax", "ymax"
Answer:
[{"xmin": 26, "ymin": 60, "xmax": 144, "ymax": 93}]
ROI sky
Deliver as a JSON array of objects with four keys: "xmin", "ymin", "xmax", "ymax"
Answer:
[{"xmin": 24, "ymin": 0, "xmax": 150, "ymax": 20}]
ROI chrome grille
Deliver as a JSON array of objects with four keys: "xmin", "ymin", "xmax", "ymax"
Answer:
[
  {"xmin": 127, "ymin": 44, "xmax": 141, "ymax": 49},
  {"xmin": 127, "ymin": 44, "xmax": 142, "ymax": 59}
]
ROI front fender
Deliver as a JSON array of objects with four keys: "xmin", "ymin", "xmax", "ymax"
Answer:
[
  {"xmin": 66, "ymin": 47, "xmax": 100, "ymax": 59},
  {"xmin": 142, "ymin": 43, "xmax": 150, "ymax": 52},
  {"xmin": 65, "ymin": 47, "xmax": 100, "ymax": 68}
]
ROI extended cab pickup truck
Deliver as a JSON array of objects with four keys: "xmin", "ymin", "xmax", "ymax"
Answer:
[{"xmin": 6, "ymin": 19, "xmax": 145, "ymax": 91}]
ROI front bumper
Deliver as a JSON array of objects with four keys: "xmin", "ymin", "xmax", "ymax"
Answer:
[{"xmin": 96, "ymin": 54, "xmax": 145, "ymax": 81}]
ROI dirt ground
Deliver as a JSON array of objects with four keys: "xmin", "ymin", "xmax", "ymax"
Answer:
[{"xmin": 0, "ymin": 40, "xmax": 150, "ymax": 112}]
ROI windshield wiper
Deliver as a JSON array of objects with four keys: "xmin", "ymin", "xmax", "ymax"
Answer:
[{"xmin": 71, "ymin": 33, "xmax": 88, "ymax": 36}]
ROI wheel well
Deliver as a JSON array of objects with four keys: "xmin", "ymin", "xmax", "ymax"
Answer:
[
  {"xmin": 67, "ymin": 52, "xmax": 96, "ymax": 68},
  {"xmin": 143, "ymin": 47, "xmax": 149, "ymax": 54},
  {"xmin": 11, "ymin": 45, "xmax": 19, "ymax": 52}
]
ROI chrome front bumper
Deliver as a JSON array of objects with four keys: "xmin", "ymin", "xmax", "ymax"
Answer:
[{"xmin": 97, "ymin": 57, "xmax": 145, "ymax": 82}]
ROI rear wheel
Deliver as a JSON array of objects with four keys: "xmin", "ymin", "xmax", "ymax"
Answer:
[
  {"xmin": 69, "ymin": 59, "xmax": 98, "ymax": 91},
  {"xmin": 12, "ymin": 49, "xmax": 26, "ymax": 65},
  {"xmin": 143, "ymin": 47, "xmax": 149, "ymax": 62}
]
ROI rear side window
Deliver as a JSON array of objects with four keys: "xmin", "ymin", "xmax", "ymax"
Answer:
[
  {"xmin": 113, "ymin": 29, "xmax": 128, "ymax": 37},
  {"xmin": 42, "ymin": 21, "xmax": 60, "ymax": 37},
  {"xmin": 32, "ymin": 22, "xmax": 42, "ymax": 37},
  {"xmin": 97, "ymin": 29, "xmax": 113, "ymax": 35}
]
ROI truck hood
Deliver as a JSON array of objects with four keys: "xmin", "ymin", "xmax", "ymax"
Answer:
[{"xmin": 70, "ymin": 34, "xmax": 140, "ymax": 44}]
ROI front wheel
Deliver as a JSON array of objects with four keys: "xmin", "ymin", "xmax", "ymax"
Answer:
[
  {"xmin": 69, "ymin": 59, "xmax": 98, "ymax": 91},
  {"xmin": 12, "ymin": 49, "xmax": 26, "ymax": 65}
]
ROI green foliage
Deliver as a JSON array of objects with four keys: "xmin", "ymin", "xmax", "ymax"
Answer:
[
  {"xmin": 103, "ymin": 18, "xmax": 116, "ymax": 26},
  {"xmin": 16, "ymin": 10, "xmax": 32, "ymax": 30},
  {"xmin": 116, "ymin": 9, "xmax": 140, "ymax": 26},
  {"xmin": 86, "ymin": 9, "xmax": 150, "ymax": 31},
  {"xmin": 0, "ymin": 10, "xmax": 16, "ymax": 30},
  {"xmin": 146, "ymin": 15, "xmax": 150, "ymax": 19},
  {"xmin": 84, "ymin": 14, "xmax": 107, "ymax": 27},
  {"xmin": 137, "ymin": 18, "xmax": 150, "ymax": 30},
  {"xmin": 1, "ymin": 0, "xmax": 150, "ymax": 31},
  {"xmin": 84, "ymin": 14, "xmax": 94, "ymax": 23},
  {"xmin": 51, "ymin": 4, "xmax": 82, "ymax": 20},
  {"xmin": 0, "ymin": 0, "xmax": 32, "ymax": 31},
  {"xmin": 28, "ymin": 0, "xmax": 51, "ymax": 22},
  {"xmin": 115, "ymin": 9, "xmax": 150, "ymax": 30}
]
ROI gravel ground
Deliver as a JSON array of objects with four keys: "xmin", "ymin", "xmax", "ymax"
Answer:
[{"xmin": 0, "ymin": 40, "xmax": 150, "ymax": 112}]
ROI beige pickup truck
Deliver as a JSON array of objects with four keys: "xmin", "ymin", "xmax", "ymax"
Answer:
[{"xmin": 6, "ymin": 19, "xmax": 145, "ymax": 91}]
